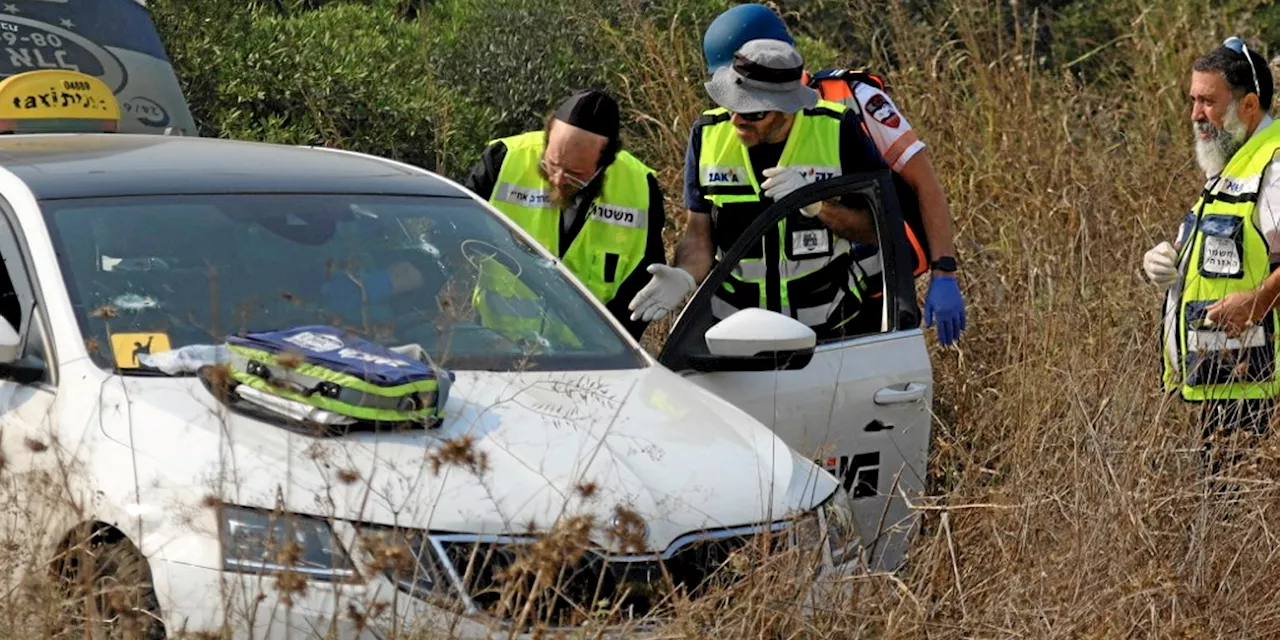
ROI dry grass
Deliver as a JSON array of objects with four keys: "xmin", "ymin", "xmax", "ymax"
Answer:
[
  {"xmin": 5, "ymin": 0, "xmax": 1280, "ymax": 638},
  {"xmin": 610, "ymin": 0, "xmax": 1280, "ymax": 637}
]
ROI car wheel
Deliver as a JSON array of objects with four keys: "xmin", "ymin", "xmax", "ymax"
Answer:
[{"xmin": 53, "ymin": 527, "xmax": 166, "ymax": 640}]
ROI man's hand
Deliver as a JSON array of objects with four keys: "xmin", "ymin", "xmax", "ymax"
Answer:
[
  {"xmin": 628, "ymin": 264, "xmax": 696, "ymax": 322},
  {"xmin": 1143, "ymin": 241, "xmax": 1179, "ymax": 289},
  {"xmin": 924, "ymin": 274, "xmax": 966, "ymax": 346},
  {"xmin": 1206, "ymin": 290, "xmax": 1267, "ymax": 337},
  {"xmin": 761, "ymin": 166, "xmax": 820, "ymax": 217}
]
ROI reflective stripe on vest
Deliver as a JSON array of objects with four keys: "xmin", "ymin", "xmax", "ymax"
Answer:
[
  {"xmin": 487, "ymin": 130, "xmax": 654, "ymax": 306},
  {"xmin": 1161, "ymin": 120, "xmax": 1280, "ymax": 401},
  {"xmin": 696, "ymin": 100, "xmax": 861, "ymax": 328}
]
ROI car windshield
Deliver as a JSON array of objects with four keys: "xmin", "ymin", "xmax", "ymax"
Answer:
[{"xmin": 40, "ymin": 193, "xmax": 645, "ymax": 373}]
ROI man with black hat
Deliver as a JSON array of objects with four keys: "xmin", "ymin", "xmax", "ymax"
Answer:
[
  {"xmin": 628, "ymin": 39, "xmax": 889, "ymax": 340},
  {"xmin": 464, "ymin": 88, "xmax": 667, "ymax": 340}
]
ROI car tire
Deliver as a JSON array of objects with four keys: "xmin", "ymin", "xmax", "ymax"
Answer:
[{"xmin": 52, "ymin": 526, "xmax": 166, "ymax": 640}]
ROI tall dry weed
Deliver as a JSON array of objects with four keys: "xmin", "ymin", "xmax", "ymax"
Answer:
[
  {"xmin": 604, "ymin": 0, "xmax": 1280, "ymax": 636},
  {"xmin": 8, "ymin": 1, "xmax": 1280, "ymax": 638}
]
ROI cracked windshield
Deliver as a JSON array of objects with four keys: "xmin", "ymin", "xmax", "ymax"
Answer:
[{"xmin": 41, "ymin": 193, "xmax": 642, "ymax": 372}]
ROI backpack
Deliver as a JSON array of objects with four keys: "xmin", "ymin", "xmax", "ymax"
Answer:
[
  {"xmin": 224, "ymin": 325, "xmax": 451, "ymax": 428},
  {"xmin": 807, "ymin": 68, "xmax": 931, "ymax": 278}
]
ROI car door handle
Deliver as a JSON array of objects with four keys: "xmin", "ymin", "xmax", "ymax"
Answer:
[{"xmin": 874, "ymin": 382, "xmax": 927, "ymax": 405}]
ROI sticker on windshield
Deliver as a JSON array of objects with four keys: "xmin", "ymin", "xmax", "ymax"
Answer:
[{"xmin": 110, "ymin": 332, "xmax": 170, "ymax": 369}]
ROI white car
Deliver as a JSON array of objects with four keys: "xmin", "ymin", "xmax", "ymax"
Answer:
[{"xmin": 0, "ymin": 132, "xmax": 932, "ymax": 639}]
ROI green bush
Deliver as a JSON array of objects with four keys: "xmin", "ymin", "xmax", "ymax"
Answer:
[{"xmin": 150, "ymin": 1, "xmax": 440, "ymax": 169}]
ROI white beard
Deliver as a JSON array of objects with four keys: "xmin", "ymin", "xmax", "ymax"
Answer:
[{"xmin": 1194, "ymin": 100, "xmax": 1249, "ymax": 178}]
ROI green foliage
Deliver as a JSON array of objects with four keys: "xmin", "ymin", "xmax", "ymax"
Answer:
[
  {"xmin": 147, "ymin": 0, "xmax": 1280, "ymax": 181},
  {"xmin": 149, "ymin": 0, "xmax": 439, "ymax": 169}
]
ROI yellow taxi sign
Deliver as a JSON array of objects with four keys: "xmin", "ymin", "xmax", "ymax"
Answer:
[{"xmin": 0, "ymin": 70, "xmax": 120, "ymax": 134}]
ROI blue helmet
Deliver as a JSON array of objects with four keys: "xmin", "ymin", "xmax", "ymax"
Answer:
[{"xmin": 702, "ymin": 4, "xmax": 795, "ymax": 74}]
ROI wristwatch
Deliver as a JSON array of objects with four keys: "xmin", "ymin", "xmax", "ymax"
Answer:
[{"xmin": 931, "ymin": 256, "xmax": 958, "ymax": 273}]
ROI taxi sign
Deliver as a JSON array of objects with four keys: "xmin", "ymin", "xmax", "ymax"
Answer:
[{"xmin": 0, "ymin": 70, "xmax": 120, "ymax": 134}]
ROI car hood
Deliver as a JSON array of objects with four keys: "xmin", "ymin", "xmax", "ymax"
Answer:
[{"xmin": 121, "ymin": 365, "xmax": 836, "ymax": 553}]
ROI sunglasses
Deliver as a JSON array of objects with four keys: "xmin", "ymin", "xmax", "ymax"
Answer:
[
  {"xmin": 734, "ymin": 111, "xmax": 770, "ymax": 122},
  {"xmin": 538, "ymin": 157, "xmax": 599, "ymax": 190},
  {"xmin": 1223, "ymin": 36, "xmax": 1262, "ymax": 98}
]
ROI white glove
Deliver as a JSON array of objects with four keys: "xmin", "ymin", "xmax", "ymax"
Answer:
[
  {"xmin": 1142, "ymin": 241, "xmax": 1179, "ymax": 289},
  {"xmin": 628, "ymin": 264, "xmax": 696, "ymax": 322},
  {"xmin": 761, "ymin": 166, "xmax": 821, "ymax": 217}
]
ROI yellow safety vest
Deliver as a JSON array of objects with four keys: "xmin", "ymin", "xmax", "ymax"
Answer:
[
  {"xmin": 487, "ymin": 130, "xmax": 654, "ymax": 306},
  {"xmin": 696, "ymin": 100, "xmax": 865, "ymax": 329},
  {"xmin": 1163, "ymin": 120, "xmax": 1280, "ymax": 401},
  {"xmin": 471, "ymin": 252, "xmax": 582, "ymax": 349}
]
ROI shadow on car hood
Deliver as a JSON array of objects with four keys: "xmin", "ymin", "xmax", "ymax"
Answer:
[{"xmin": 121, "ymin": 365, "xmax": 836, "ymax": 553}]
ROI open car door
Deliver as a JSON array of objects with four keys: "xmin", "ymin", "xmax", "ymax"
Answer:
[
  {"xmin": 657, "ymin": 172, "xmax": 934, "ymax": 572},
  {"xmin": 0, "ymin": 0, "xmax": 197, "ymax": 135}
]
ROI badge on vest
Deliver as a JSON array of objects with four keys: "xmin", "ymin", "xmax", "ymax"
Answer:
[
  {"xmin": 788, "ymin": 165, "xmax": 843, "ymax": 183},
  {"xmin": 590, "ymin": 203, "xmax": 645, "ymax": 229},
  {"xmin": 791, "ymin": 229, "xmax": 830, "ymax": 256},
  {"xmin": 701, "ymin": 165, "xmax": 748, "ymax": 186},
  {"xmin": 495, "ymin": 182, "xmax": 555, "ymax": 209},
  {"xmin": 1182, "ymin": 300, "xmax": 1275, "ymax": 387},
  {"xmin": 1198, "ymin": 214, "xmax": 1245, "ymax": 279}
]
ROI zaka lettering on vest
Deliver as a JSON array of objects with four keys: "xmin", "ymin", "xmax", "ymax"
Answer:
[{"xmin": 702, "ymin": 165, "xmax": 746, "ymax": 184}]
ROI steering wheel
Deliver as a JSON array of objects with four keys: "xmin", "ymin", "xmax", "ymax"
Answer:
[{"xmin": 460, "ymin": 238, "xmax": 523, "ymax": 278}]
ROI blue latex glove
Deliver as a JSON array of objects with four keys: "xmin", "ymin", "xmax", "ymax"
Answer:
[{"xmin": 924, "ymin": 274, "xmax": 966, "ymax": 346}]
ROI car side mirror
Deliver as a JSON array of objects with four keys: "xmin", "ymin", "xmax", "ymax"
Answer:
[{"xmin": 686, "ymin": 308, "xmax": 816, "ymax": 372}]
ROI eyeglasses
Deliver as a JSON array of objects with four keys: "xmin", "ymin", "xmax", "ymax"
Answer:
[
  {"xmin": 538, "ymin": 157, "xmax": 599, "ymax": 189},
  {"xmin": 734, "ymin": 111, "xmax": 770, "ymax": 122},
  {"xmin": 1223, "ymin": 36, "xmax": 1262, "ymax": 98}
]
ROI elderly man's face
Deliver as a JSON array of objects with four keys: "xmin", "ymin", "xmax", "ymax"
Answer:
[
  {"xmin": 1189, "ymin": 70, "xmax": 1256, "ymax": 176},
  {"xmin": 1190, "ymin": 71, "xmax": 1238, "ymax": 137},
  {"xmin": 541, "ymin": 120, "xmax": 606, "ymax": 206}
]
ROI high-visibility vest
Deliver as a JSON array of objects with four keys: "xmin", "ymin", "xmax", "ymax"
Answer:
[
  {"xmin": 1162, "ymin": 120, "xmax": 1280, "ymax": 401},
  {"xmin": 695, "ymin": 99, "xmax": 867, "ymax": 330},
  {"xmin": 487, "ymin": 130, "xmax": 654, "ymax": 306},
  {"xmin": 471, "ymin": 252, "xmax": 582, "ymax": 349}
]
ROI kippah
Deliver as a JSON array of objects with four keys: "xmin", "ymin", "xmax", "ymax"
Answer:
[{"xmin": 552, "ymin": 89, "xmax": 620, "ymax": 140}]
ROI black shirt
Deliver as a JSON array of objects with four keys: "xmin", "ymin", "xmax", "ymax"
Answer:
[{"xmin": 463, "ymin": 141, "xmax": 668, "ymax": 341}]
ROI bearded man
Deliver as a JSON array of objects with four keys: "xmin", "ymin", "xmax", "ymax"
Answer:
[
  {"xmin": 464, "ymin": 89, "xmax": 668, "ymax": 340},
  {"xmin": 1142, "ymin": 37, "xmax": 1279, "ymax": 463}
]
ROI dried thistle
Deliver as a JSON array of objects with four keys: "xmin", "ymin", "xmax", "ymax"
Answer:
[
  {"xmin": 274, "ymin": 349, "xmax": 305, "ymax": 370},
  {"xmin": 204, "ymin": 364, "xmax": 234, "ymax": 400},
  {"xmin": 574, "ymin": 480, "xmax": 599, "ymax": 500},
  {"xmin": 427, "ymin": 434, "xmax": 490, "ymax": 477},
  {"xmin": 358, "ymin": 532, "xmax": 414, "ymax": 574},
  {"xmin": 606, "ymin": 505, "xmax": 648, "ymax": 554},
  {"xmin": 273, "ymin": 568, "xmax": 307, "ymax": 607},
  {"xmin": 22, "ymin": 437, "xmax": 47, "ymax": 453},
  {"xmin": 200, "ymin": 494, "xmax": 224, "ymax": 509},
  {"xmin": 84, "ymin": 337, "xmax": 101, "ymax": 354},
  {"xmin": 336, "ymin": 468, "xmax": 361, "ymax": 485},
  {"xmin": 90, "ymin": 304, "xmax": 119, "ymax": 320}
]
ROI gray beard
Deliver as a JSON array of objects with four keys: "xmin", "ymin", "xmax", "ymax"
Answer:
[{"xmin": 1194, "ymin": 101, "xmax": 1249, "ymax": 177}]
